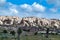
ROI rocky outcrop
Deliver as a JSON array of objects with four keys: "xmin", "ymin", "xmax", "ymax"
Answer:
[
  {"xmin": 0, "ymin": 16, "xmax": 60, "ymax": 29},
  {"xmin": 0, "ymin": 16, "xmax": 22, "ymax": 25},
  {"xmin": 0, "ymin": 16, "xmax": 60, "ymax": 35},
  {"xmin": 21, "ymin": 17, "xmax": 60, "ymax": 29}
]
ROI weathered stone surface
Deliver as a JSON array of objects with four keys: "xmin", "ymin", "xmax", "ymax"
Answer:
[
  {"xmin": 0, "ymin": 16, "xmax": 60, "ymax": 29},
  {"xmin": 0, "ymin": 16, "xmax": 60, "ymax": 35}
]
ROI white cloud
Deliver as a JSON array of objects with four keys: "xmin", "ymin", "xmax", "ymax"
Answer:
[
  {"xmin": 46, "ymin": 0, "xmax": 60, "ymax": 8},
  {"xmin": 18, "ymin": 2, "xmax": 46, "ymax": 17},
  {"xmin": 20, "ymin": 2, "xmax": 46, "ymax": 13},
  {"xmin": 50, "ymin": 8, "xmax": 57, "ymax": 13},
  {"xmin": 0, "ymin": 2, "xmax": 19, "ymax": 16},
  {"xmin": 0, "ymin": 10, "xmax": 13, "ymax": 16},
  {"xmin": 9, "ymin": 8, "xmax": 18, "ymax": 14},
  {"xmin": 0, "ymin": 1, "xmax": 60, "ymax": 19},
  {"xmin": 32, "ymin": 2, "xmax": 46, "ymax": 12},
  {"xmin": 0, "ymin": 0, "xmax": 6, "ymax": 6},
  {"xmin": 0, "ymin": 0, "xmax": 6, "ymax": 3},
  {"xmin": 20, "ymin": 4, "xmax": 32, "ymax": 13},
  {"xmin": 46, "ymin": 0, "xmax": 60, "ymax": 14},
  {"xmin": 20, "ymin": 4, "xmax": 31, "ymax": 9},
  {"xmin": 19, "ymin": 2, "xmax": 46, "ymax": 14}
]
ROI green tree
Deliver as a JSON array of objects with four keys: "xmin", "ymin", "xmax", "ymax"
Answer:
[
  {"xmin": 2, "ymin": 30, "xmax": 8, "ymax": 40},
  {"xmin": 34, "ymin": 32, "xmax": 38, "ymax": 35},
  {"xmin": 10, "ymin": 31, "xmax": 16, "ymax": 40},
  {"xmin": 46, "ymin": 28, "xmax": 49, "ymax": 38},
  {"xmin": 3, "ymin": 30, "xmax": 8, "ymax": 33},
  {"xmin": 17, "ymin": 27, "xmax": 22, "ymax": 40}
]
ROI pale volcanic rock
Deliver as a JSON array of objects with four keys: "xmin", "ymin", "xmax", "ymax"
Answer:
[
  {"xmin": 0, "ymin": 16, "xmax": 60, "ymax": 29},
  {"xmin": 0, "ymin": 16, "xmax": 60, "ymax": 35},
  {"xmin": 0, "ymin": 16, "xmax": 22, "ymax": 26},
  {"xmin": 22, "ymin": 17, "xmax": 60, "ymax": 29},
  {"xmin": 50, "ymin": 19, "xmax": 60, "ymax": 28}
]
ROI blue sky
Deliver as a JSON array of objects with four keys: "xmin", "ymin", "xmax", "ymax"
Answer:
[{"xmin": 0, "ymin": 0, "xmax": 60, "ymax": 19}]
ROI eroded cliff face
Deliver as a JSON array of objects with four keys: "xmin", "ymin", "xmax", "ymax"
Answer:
[
  {"xmin": 0, "ymin": 16, "xmax": 60, "ymax": 29},
  {"xmin": 0, "ymin": 16, "xmax": 22, "ymax": 25}
]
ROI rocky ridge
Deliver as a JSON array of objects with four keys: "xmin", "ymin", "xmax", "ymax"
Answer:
[{"xmin": 0, "ymin": 16, "xmax": 60, "ymax": 29}]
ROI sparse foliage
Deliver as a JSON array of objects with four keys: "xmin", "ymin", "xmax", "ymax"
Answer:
[{"xmin": 10, "ymin": 31, "xmax": 15, "ymax": 36}]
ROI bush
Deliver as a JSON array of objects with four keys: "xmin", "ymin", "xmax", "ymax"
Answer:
[
  {"xmin": 3, "ymin": 30, "xmax": 8, "ymax": 33},
  {"xmin": 34, "ymin": 32, "xmax": 38, "ymax": 35},
  {"xmin": 17, "ymin": 27, "xmax": 22, "ymax": 35},
  {"xmin": 10, "ymin": 31, "xmax": 15, "ymax": 35}
]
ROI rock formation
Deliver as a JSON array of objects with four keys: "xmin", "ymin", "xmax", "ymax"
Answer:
[{"xmin": 0, "ymin": 16, "xmax": 60, "ymax": 31}]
